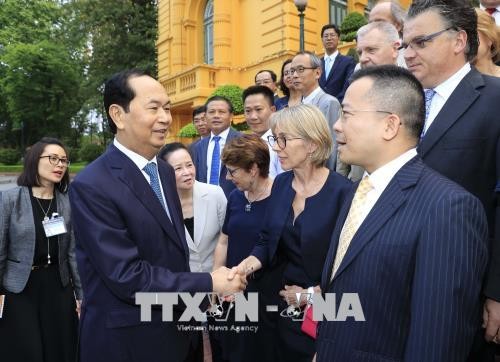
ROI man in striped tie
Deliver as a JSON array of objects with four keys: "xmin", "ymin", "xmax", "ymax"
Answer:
[{"xmin": 315, "ymin": 65, "xmax": 488, "ymax": 361}]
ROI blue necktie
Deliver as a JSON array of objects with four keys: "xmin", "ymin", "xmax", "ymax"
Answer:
[
  {"xmin": 143, "ymin": 162, "xmax": 166, "ymax": 210},
  {"xmin": 421, "ymin": 89, "xmax": 436, "ymax": 138},
  {"xmin": 209, "ymin": 136, "xmax": 221, "ymax": 185},
  {"xmin": 325, "ymin": 56, "xmax": 333, "ymax": 79}
]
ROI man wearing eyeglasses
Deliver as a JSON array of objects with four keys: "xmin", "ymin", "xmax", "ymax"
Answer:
[
  {"xmin": 316, "ymin": 64, "xmax": 488, "ymax": 362},
  {"xmin": 318, "ymin": 24, "xmax": 356, "ymax": 103},
  {"xmin": 403, "ymin": 0, "xmax": 500, "ymax": 359},
  {"xmin": 291, "ymin": 51, "xmax": 342, "ymax": 171}
]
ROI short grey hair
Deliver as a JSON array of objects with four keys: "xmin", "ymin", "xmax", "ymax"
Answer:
[
  {"xmin": 295, "ymin": 51, "xmax": 322, "ymax": 69},
  {"xmin": 357, "ymin": 21, "xmax": 400, "ymax": 43}
]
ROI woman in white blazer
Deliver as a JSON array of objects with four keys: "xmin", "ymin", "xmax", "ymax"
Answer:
[{"xmin": 159, "ymin": 143, "xmax": 226, "ymax": 273}]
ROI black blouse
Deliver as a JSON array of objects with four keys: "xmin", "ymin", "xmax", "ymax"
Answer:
[{"xmin": 29, "ymin": 189, "xmax": 59, "ymax": 266}]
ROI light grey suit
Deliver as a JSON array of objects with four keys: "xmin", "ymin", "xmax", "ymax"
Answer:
[
  {"xmin": 184, "ymin": 181, "xmax": 226, "ymax": 272},
  {"xmin": 0, "ymin": 186, "xmax": 82, "ymax": 299},
  {"xmin": 305, "ymin": 87, "xmax": 341, "ymax": 170}
]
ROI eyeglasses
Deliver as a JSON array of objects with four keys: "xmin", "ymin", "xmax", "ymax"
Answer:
[
  {"xmin": 289, "ymin": 66, "xmax": 318, "ymax": 74},
  {"xmin": 226, "ymin": 166, "xmax": 241, "ymax": 177},
  {"xmin": 322, "ymin": 33, "xmax": 338, "ymax": 39},
  {"xmin": 40, "ymin": 154, "xmax": 70, "ymax": 167},
  {"xmin": 283, "ymin": 70, "xmax": 292, "ymax": 76},
  {"xmin": 399, "ymin": 27, "xmax": 455, "ymax": 50},
  {"xmin": 267, "ymin": 135, "xmax": 303, "ymax": 149}
]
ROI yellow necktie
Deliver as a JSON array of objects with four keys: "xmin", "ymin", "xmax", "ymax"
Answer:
[{"xmin": 331, "ymin": 176, "xmax": 373, "ymax": 279}]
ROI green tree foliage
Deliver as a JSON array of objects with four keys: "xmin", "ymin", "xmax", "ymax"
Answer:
[
  {"xmin": 0, "ymin": 41, "xmax": 83, "ymax": 146},
  {"xmin": 73, "ymin": 0, "xmax": 158, "ymax": 119},
  {"xmin": 210, "ymin": 85, "xmax": 244, "ymax": 115},
  {"xmin": 0, "ymin": 0, "xmax": 85, "ymax": 149},
  {"xmin": 340, "ymin": 12, "xmax": 368, "ymax": 42},
  {"xmin": 0, "ymin": 0, "xmax": 158, "ymax": 152}
]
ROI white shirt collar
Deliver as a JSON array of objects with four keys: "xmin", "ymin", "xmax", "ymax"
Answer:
[
  {"xmin": 432, "ymin": 63, "xmax": 471, "ymax": 101},
  {"xmin": 113, "ymin": 138, "xmax": 157, "ymax": 170},
  {"xmin": 210, "ymin": 127, "xmax": 230, "ymax": 142},
  {"xmin": 325, "ymin": 50, "xmax": 339, "ymax": 63},
  {"xmin": 302, "ymin": 86, "xmax": 322, "ymax": 104},
  {"xmin": 480, "ymin": 4, "xmax": 500, "ymax": 11},
  {"xmin": 364, "ymin": 148, "xmax": 418, "ymax": 193}
]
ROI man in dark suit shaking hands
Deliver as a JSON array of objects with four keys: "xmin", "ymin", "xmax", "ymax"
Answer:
[
  {"xmin": 69, "ymin": 69, "xmax": 246, "ymax": 362},
  {"xmin": 315, "ymin": 65, "xmax": 488, "ymax": 361}
]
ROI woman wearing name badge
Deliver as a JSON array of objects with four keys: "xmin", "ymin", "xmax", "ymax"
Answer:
[
  {"xmin": 213, "ymin": 133, "xmax": 281, "ymax": 362},
  {"xmin": 0, "ymin": 137, "xmax": 82, "ymax": 362},
  {"xmin": 233, "ymin": 105, "xmax": 352, "ymax": 362}
]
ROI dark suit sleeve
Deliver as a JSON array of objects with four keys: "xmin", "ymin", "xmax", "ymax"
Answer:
[
  {"xmin": 483, "ymin": 137, "xmax": 500, "ymax": 301},
  {"xmin": 404, "ymin": 192, "xmax": 488, "ymax": 361},
  {"xmin": 337, "ymin": 57, "xmax": 356, "ymax": 102},
  {"xmin": 69, "ymin": 180, "xmax": 213, "ymax": 304}
]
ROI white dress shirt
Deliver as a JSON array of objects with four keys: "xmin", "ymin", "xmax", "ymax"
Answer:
[
  {"xmin": 206, "ymin": 127, "xmax": 230, "ymax": 182},
  {"xmin": 302, "ymin": 86, "xmax": 323, "ymax": 104},
  {"xmin": 324, "ymin": 50, "xmax": 339, "ymax": 79},
  {"xmin": 347, "ymin": 148, "xmax": 418, "ymax": 229},
  {"xmin": 113, "ymin": 138, "xmax": 172, "ymax": 219},
  {"xmin": 480, "ymin": 4, "xmax": 500, "ymax": 25},
  {"xmin": 424, "ymin": 63, "xmax": 471, "ymax": 134}
]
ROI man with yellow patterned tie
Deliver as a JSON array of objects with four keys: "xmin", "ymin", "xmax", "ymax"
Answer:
[{"xmin": 315, "ymin": 65, "xmax": 489, "ymax": 361}]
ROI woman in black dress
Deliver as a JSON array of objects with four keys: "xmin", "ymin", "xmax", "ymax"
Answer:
[{"xmin": 0, "ymin": 137, "xmax": 82, "ymax": 362}]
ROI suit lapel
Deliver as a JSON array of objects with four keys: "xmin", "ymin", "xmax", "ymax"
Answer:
[
  {"xmin": 330, "ymin": 157, "xmax": 422, "ymax": 283},
  {"xmin": 326, "ymin": 55, "xmax": 341, "ymax": 83},
  {"xmin": 197, "ymin": 138, "xmax": 209, "ymax": 183},
  {"xmin": 157, "ymin": 162, "xmax": 190, "ymax": 258},
  {"xmin": 193, "ymin": 182, "xmax": 208, "ymax": 247},
  {"xmin": 107, "ymin": 146, "xmax": 186, "ymax": 255},
  {"xmin": 419, "ymin": 69, "xmax": 482, "ymax": 157},
  {"xmin": 320, "ymin": 57, "xmax": 327, "ymax": 84},
  {"xmin": 321, "ymin": 184, "xmax": 354, "ymax": 289}
]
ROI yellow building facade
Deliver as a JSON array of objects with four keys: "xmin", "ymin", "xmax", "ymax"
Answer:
[{"xmin": 157, "ymin": 0, "xmax": 409, "ymax": 138}]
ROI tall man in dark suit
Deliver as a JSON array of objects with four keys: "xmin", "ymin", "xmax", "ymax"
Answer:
[
  {"xmin": 403, "ymin": 0, "xmax": 500, "ymax": 356},
  {"xmin": 192, "ymin": 96, "xmax": 240, "ymax": 197},
  {"xmin": 316, "ymin": 65, "xmax": 489, "ymax": 361},
  {"xmin": 318, "ymin": 24, "xmax": 356, "ymax": 102},
  {"xmin": 69, "ymin": 69, "xmax": 246, "ymax": 362}
]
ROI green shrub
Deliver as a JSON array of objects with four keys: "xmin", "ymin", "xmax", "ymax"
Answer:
[
  {"xmin": 232, "ymin": 122, "xmax": 249, "ymax": 132},
  {"xmin": 178, "ymin": 123, "xmax": 199, "ymax": 138},
  {"xmin": 210, "ymin": 84, "xmax": 244, "ymax": 115},
  {"xmin": 340, "ymin": 12, "xmax": 367, "ymax": 42},
  {"xmin": 0, "ymin": 148, "xmax": 21, "ymax": 165},
  {"xmin": 79, "ymin": 143, "xmax": 105, "ymax": 163}
]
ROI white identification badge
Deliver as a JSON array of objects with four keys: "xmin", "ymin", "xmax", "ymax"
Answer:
[{"xmin": 42, "ymin": 213, "xmax": 67, "ymax": 237}]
